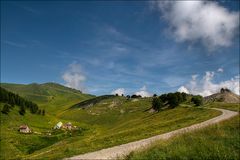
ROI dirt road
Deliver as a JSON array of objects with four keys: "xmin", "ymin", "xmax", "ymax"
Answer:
[{"xmin": 67, "ymin": 108, "xmax": 238, "ymax": 160}]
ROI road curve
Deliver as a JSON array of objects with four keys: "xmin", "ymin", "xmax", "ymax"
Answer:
[{"xmin": 67, "ymin": 108, "xmax": 238, "ymax": 160}]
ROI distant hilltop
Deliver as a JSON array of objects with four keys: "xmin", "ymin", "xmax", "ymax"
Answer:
[{"xmin": 204, "ymin": 88, "xmax": 240, "ymax": 103}]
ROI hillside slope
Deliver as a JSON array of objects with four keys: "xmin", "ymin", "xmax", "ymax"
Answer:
[
  {"xmin": 0, "ymin": 102, "xmax": 87, "ymax": 159},
  {"xmin": 0, "ymin": 83, "xmax": 95, "ymax": 113},
  {"xmin": 1, "ymin": 93, "xmax": 221, "ymax": 159},
  {"xmin": 127, "ymin": 107, "xmax": 239, "ymax": 160},
  {"xmin": 204, "ymin": 88, "xmax": 240, "ymax": 103},
  {"xmin": 0, "ymin": 86, "xmax": 228, "ymax": 160},
  {"xmin": 0, "ymin": 83, "xmax": 94, "ymax": 159},
  {"xmin": 68, "ymin": 108, "xmax": 238, "ymax": 160}
]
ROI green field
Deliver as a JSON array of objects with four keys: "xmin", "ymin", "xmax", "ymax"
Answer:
[
  {"xmin": 205, "ymin": 102, "xmax": 240, "ymax": 112},
  {"xmin": 125, "ymin": 103, "xmax": 240, "ymax": 160},
  {"xmin": 0, "ymin": 83, "xmax": 93, "ymax": 159},
  {"xmin": 1, "ymin": 83, "xmax": 94, "ymax": 114},
  {"xmin": 0, "ymin": 83, "xmax": 232, "ymax": 159}
]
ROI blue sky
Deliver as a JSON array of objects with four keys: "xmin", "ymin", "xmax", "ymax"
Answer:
[{"xmin": 1, "ymin": 1, "xmax": 239, "ymax": 96}]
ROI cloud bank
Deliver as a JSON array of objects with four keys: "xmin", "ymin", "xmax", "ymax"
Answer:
[
  {"xmin": 62, "ymin": 62, "xmax": 86, "ymax": 91},
  {"xmin": 135, "ymin": 85, "xmax": 152, "ymax": 97},
  {"xmin": 178, "ymin": 71, "xmax": 239, "ymax": 96},
  {"xmin": 178, "ymin": 86, "xmax": 190, "ymax": 94},
  {"xmin": 152, "ymin": 1, "xmax": 239, "ymax": 50},
  {"xmin": 111, "ymin": 88, "xmax": 125, "ymax": 95}
]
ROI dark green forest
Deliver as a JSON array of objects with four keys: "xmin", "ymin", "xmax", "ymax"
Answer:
[{"xmin": 0, "ymin": 87, "xmax": 44, "ymax": 115}]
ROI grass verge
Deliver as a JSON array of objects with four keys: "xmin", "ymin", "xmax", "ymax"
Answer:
[{"xmin": 126, "ymin": 115, "xmax": 239, "ymax": 160}]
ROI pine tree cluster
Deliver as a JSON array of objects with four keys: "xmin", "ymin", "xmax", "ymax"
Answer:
[{"xmin": 0, "ymin": 87, "xmax": 45, "ymax": 115}]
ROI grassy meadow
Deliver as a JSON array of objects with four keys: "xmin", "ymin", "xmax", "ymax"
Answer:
[
  {"xmin": 205, "ymin": 102, "xmax": 240, "ymax": 112},
  {"xmin": 0, "ymin": 102, "xmax": 88, "ymax": 159},
  {"xmin": 0, "ymin": 83, "xmax": 94, "ymax": 114},
  {"xmin": 26, "ymin": 97, "xmax": 220, "ymax": 159},
  {"xmin": 0, "ymin": 83, "xmax": 236, "ymax": 159},
  {"xmin": 125, "ymin": 103, "xmax": 239, "ymax": 160}
]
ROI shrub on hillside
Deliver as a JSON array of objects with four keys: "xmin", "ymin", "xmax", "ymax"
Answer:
[
  {"xmin": 159, "ymin": 92, "xmax": 188, "ymax": 109},
  {"xmin": 152, "ymin": 97, "xmax": 163, "ymax": 112},
  {"xmin": 131, "ymin": 95, "xmax": 142, "ymax": 98},
  {"xmin": 191, "ymin": 95, "xmax": 203, "ymax": 106},
  {"xmin": 159, "ymin": 94, "xmax": 168, "ymax": 102},
  {"xmin": 167, "ymin": 93, "xmax": 179, "ymax": 108},
  {"xmin": 42, "ymin": 109, "xmax": 45, "ymax": 116}
]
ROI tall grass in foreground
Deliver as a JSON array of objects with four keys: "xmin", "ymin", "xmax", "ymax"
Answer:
[
  {"xmin": 206, "ymin": 102, "xmax": 240, "ymax": 112},
  {"xmin": 126, "ymin": 115, "xmax": 240, "ymax": 160}
]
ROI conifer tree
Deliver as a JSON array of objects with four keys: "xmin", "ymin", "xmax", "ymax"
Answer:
[
  {"xmin": 1, "ymin": 104, "xmax": 10, "ymax": 114},
  {"xmin": 19, "ymin": 106, "xmax": 26, "ymax": 115}
]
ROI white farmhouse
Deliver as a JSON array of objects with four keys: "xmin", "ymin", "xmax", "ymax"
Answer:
[
  {"xmin": 19, "ymin": 125, "xmax": 31, "ymax": 133},
  {"xmin": 54, "ymin": 122, "xmax": 63, "ymax": 129}
]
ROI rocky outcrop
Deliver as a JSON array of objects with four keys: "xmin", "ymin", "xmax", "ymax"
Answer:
[{"xmin": 204, "ymin": 88, "xmax": 240, "ymax": 103}]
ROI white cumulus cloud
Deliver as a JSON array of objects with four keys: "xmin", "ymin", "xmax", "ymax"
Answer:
[
  {"xmin": 111, "ymin": 88, "xmax": 125, "ymax": 96},
  {"xmin": 62, "ymin": 62, "xmax": 86, "ymax": 91},
  {"xmin": 135, "ymin": 85, "xmax": 152, "ymax": 97},
  {"xmin": 217, "ymin": 68, "xmax": 224, "ymax": 72},
  {"xmin": 179, "ymin": 71, "xmax": 239, "ymax": 96},
  {"xmin": 152, "ymin": 1, "xmax": 239, "ymax": 50},
  {"xmin": 178, "ymin": 86, "xmax": 190, "ymax": 94}
]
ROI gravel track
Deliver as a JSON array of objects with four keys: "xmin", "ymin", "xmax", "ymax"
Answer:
[{"xmin": 67, "ymin": 108, "xmax": 238, "ymax": 160}]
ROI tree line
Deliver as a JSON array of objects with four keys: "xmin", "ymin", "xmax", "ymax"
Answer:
[
  {"xmin": 0, "ymin": 87, "xmax": 45, "ymax": 116},
  {"xmin": 115, "ymin": 94, "xmax": 142, "ymax": 99},
  {"xmin": 152, "ymin": 92, "xmax": 203, "ymax": 111}
]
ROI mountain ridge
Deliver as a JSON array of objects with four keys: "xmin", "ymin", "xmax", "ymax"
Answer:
[
  {"xmin": 0, "ymin": 82, "xmax": 95, "ymax": 113},
  {"xmin": 204, "ymin": 88, "xmax": 240, "ymax": 103}
]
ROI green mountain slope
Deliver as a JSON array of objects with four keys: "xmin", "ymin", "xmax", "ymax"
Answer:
[
  {"xmin": 0, "ymin": 84, "xmax": 225, "ymax": 159},
  {"xmin": 44, "ymin": 97, "xmax": 220, "ymax": 159},
  {"xmin": 0, "ymin": 82, "xmax": 95, "ymax": 159},
  {"xmin": 70, "ymin": 95, "xmax": 116, "ymax": 109},
  {"xmin": 1, "ymin": 83, "xmax": 95, "ymax": 114}
]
